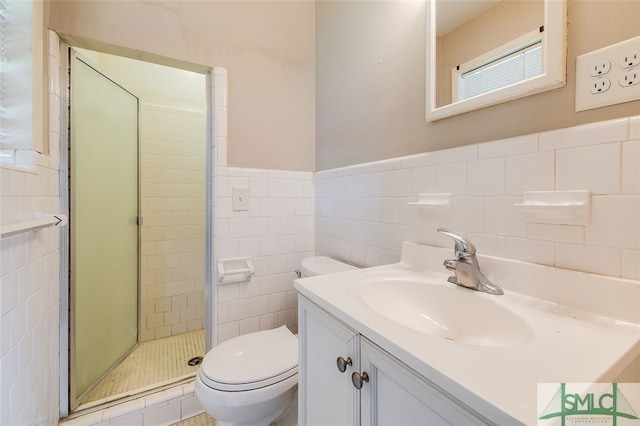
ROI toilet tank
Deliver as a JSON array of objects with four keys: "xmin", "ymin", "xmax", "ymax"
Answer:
[{"xmin": 299, "ymin": 256, "xmax": 358, "ymax": 277}]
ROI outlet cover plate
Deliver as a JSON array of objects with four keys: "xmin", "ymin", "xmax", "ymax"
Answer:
[
  {"xmin": 232, "ymin": 187, "xmax": 250, "ymax": 211},
  {"xmin": 576, "ymin": 35, "xmax": 640, "ymax": 112}
]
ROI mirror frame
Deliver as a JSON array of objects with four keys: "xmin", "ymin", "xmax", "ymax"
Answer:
[{"xmin": 426, "ymin": 0, "xmax": 567, "ymax": 121}]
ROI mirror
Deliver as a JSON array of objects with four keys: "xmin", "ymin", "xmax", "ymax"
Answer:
[{"xmin": 426, "ymin": 0, "xmax": 566, "ymax": 121}]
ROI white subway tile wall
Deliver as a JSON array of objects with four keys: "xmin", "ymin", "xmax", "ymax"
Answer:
[
  {"xmin": 0, "ymin": 31, "xmax": 62, "ymax": 426},
  {"xmin": 139, "ymin": 104, "xmax": 206, "ymax": 342},
  {"xmin": 215, "ymin": 167, "xmax": 314, "ymax": 343},
  {"xmin": 316, "ymin": 116, "xmax": 640, "ymax": 279},
  {"xmin": 623, "ymin": 140, "xmax": 640, "ymax": 194}
]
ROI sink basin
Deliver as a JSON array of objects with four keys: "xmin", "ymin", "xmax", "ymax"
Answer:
[{"xmin": 357, "ymin": 279, "xmax": 533, "ymax": 348}]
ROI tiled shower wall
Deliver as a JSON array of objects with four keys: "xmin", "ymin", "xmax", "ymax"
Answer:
[
  {"xmin": 139, "ymin": 104, "xmax": 206, "ymax": 342},
  {"xmin": 215, "ymin": 167, "xmax": 314, "ymax": 343},
  {"xmin": 316, "ymin": 116, "xmax": 640, "ymax": 280},
  {"xmin": 0, "ymin": 31, "xmax": 62, "ymax": 426}
]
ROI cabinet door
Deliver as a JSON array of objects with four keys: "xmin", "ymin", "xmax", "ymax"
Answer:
[
  {"xmin": 360, "ymin": 338, "xmax": 491, "ymax": 426},
  {"xmin": 299, "ymin": 296, "xmax": 360, "ymax": 426}
]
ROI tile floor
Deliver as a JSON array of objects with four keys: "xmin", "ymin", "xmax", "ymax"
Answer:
[
  {"xmin": 171, "ymin": 413, "xmax": 216, "ymax": 426},
  {"xmin": 81, "ymin": 329, "xmax": 205, "ymax": 405}
]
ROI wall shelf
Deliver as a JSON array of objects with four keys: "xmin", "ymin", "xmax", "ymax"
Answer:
[
  {"xmin": 407, "ymin": 193, "xmax": 452, "ymax": 216},
  {"xmin": 514, "ymin": 190, "xmax": 590, "ymax": 225},
  {"xmin": 1, "ymin": 214, "xmax": 68, "ymax": 239}
]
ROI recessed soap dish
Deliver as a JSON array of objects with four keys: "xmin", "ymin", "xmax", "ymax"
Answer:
[{"xmin": 514, "ymin": 190, "xmax": 590, "ymax": 225}]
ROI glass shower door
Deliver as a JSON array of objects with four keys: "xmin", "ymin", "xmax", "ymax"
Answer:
[{"xmin": 70, "ymin": 51, "xmax": 139, "ymax": 408}]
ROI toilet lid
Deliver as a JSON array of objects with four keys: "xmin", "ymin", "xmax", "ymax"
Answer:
[{"xmin": 199, "ymin": 325, "xmax": 298, "ymax": 391}]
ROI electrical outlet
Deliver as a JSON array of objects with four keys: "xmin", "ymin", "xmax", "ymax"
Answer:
[
  {"xmin": 621, "ymin": 50, "xmax": 640, "ymax": 68},
  {"xmin": 576, "ymin": 35, "xmax": 640, "ymax": 111},
  {"xmin": 590, "ymin": 60, "xmax": 611, "ymax": 77},
  {"xmin": 619, "ymin": 70, "xmax": 640, "ymax": 87},
  {"xmin": 590, "ymin": 78, "xmax": 611, "ymax": 94}
]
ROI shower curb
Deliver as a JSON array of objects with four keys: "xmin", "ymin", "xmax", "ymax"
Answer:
[{"xmin": 58, "ymin": 379, "xmax": 204, "ymax": 426}]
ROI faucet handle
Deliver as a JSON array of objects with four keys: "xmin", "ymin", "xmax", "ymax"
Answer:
[{"xmin": 437, "ymin": 228, "xmax": 476, "ymax": 258}]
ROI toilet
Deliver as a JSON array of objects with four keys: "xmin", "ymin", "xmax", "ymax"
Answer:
[{"xmin": 195, "ymin": 256, "xmax": 357, "ymax": 426}]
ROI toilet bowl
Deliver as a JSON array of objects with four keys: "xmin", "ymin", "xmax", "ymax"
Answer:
[{"xmin": 195, "ymin": 256, "xmax": 357, "ymax": 426}]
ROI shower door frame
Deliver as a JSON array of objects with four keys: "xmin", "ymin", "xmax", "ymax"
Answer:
[{"xmin": 57, "ymin": 38, "xmax": 216, "ymax": 417}]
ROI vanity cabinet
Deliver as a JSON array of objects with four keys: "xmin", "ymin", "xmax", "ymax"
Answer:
[
  {"xmin": 298, "ymin": 295, "xmax": 360, "ymax": 425},
  {"xmin": 298, "ymin": 296, "xmax": 490, "ymax": 426}
]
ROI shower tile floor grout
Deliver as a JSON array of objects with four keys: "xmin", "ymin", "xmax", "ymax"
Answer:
[{"xmin": 81, "ymin": 329, "xmax": 206, "ymax": 406}]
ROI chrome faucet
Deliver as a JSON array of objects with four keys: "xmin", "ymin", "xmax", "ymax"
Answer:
[{"xmin": 437, "ymin": 228, "xmax": 503, "ymax": 295}]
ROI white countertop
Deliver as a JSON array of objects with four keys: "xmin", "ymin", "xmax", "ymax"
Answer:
[{"xmin": 294, "ymin": 242, "xmax": 640, "ymax": 425}]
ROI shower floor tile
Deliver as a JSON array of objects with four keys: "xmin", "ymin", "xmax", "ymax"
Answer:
[{"xmin": 81, "ymin": 329, "xmax": 205, "ymax": 405}]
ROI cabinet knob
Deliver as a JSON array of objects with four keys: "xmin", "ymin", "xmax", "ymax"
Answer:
[
  {"xmin": 351, "ymin": 371, "xmax": 369, "ymax": 389},
  {"xmin": 336, "ymin": 356, "xmax": 352, "ymax": 373}
]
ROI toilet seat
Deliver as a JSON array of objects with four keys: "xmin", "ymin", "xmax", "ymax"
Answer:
[{"xmin": 199, "ymin": 325, "xmax": 298, "ymax": 392}]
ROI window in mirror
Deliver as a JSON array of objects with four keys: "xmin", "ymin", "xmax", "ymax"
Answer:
[
  {"xmin": 426, "ymin": 0, "xmax": 567, "ymax": 121},
  {"xmin": 453, "ymin": 28, "xmax": 543, "ymax": 102}
]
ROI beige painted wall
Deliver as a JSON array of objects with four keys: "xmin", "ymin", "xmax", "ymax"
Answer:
[
  {"xmin": 316, "ymin": 0, "xmax": 640, "ymax": 171},
  {"xmin": 49, "ymin": 0, "xmax": 316, "ymax": 172}
]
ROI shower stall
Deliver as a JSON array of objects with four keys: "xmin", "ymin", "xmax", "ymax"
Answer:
[{"xmin": 67, "ymin": 48, "xmax": 208, "ymax": 411}]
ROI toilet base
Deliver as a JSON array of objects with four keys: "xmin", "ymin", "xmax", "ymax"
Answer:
[
  {"xmin": 272, "ymin": 388, "xmax": 297, "ymax": 426},
  {"xmin": 214, "ymin": 389, "xmax": 297, "ymax": 426},
  {"xmin": 195, "ymin": 374, "xmax": 298, "ymax": 426}
]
